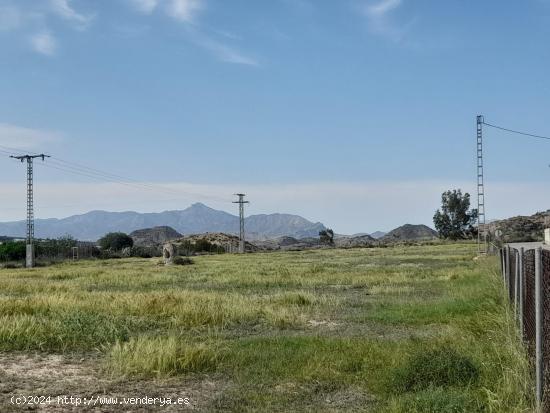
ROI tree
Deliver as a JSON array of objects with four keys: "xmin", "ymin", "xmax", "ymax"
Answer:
[
  {"xmin": 319, "ymin": 229, "xmax": 335, "ymax": 245},
  {"xmin": 433, "ymin": 189, "xmax": 478, "ymax": 240},
  {"xmin": 98, "ymin": 232, "xmax": 133, "ymax": 251}
]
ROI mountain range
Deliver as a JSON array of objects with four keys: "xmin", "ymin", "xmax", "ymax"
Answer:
[{"xmin": 0, "ymin": 203, "xmax": 327, "ymax": 241}]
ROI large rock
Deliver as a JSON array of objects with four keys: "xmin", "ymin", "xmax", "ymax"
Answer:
[{"xmin": 130, "ymin": 226, "xmax": 182, "ymax": 247}]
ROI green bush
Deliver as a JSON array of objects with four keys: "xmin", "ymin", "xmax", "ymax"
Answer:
[
  {"xmin": 98, "ymin": 232, "xmax": 133, "ymax": 251},
  {"xmin": 177, "ymin": 240, "xmax": 225, "ymax": 255},
  {"xmin": 36, "ymin": 236, "xmax": 78, "ymax": 258},
  {"xmin": 0, "ymin": 241, "xmax": 26, "ymax": 261},
  {"xmin": 131, "ymin": 245, "xmax": 161, "ymax": 258},
  {"xmin": 390, "ymin": 347, "xmax": 479, "ymax": 393}
]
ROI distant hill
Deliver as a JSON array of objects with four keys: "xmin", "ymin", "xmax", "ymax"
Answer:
[
  {"xmin": 370, "ymin": 231, "xmax": 387, "ymax": 239},
  {"xmin": 129, "ymin": 226, "xmax": 182, "ymax": 247},
  {"xmin": 381, "ymin": 224, "xmax": 438, "ymax": 242},
  {"xmin": 487, "ymin": 211, "xmax": 549, "ymax": 243},
  {"xmin": 0, "ymin": 203, "xmax": 326, "ymax": 241},
  {"xmin": 173, "ymin": 233, "xmax": 259, "ymax": 253},
  {"xmin": 335, "ymin": 234, "xmax": 377, "ymax": 248}
]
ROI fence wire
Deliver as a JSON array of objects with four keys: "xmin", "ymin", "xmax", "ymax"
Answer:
[
  {"xmin": 503, "ymin": 246, "xmax": 550, "ymax": 411},
  {"xmin": 542, "ymin": 250, "xmax": 550, "ymax": 410},
  {"xmin": 523, "ymin": 249, "xmax": 536, "ymax": 358}
]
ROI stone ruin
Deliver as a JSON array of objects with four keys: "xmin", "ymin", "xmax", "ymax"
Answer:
[{"xmin": 163, "ymin": 243, "xmax": 176, "ymax": 265}]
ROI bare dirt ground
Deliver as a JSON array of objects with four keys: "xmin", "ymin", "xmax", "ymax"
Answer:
[{"xmin": 0, "ymin": 353, "xmax": 227, "ymax": 412}]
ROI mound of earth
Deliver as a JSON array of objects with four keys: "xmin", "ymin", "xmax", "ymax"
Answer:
[
  {"xmin": 172, "ymin": 233, "xmax": 259, "ymax": 253},
  {"xmin": 381, "ymin": 224, "xmax": 438, "ymax": 243},
  {"xmin": 487, "ymin": 211, "xmax": 549, "ymax": 243},
  {"xmin": 335, "ymin": 234, "xmax": 377, "ymax": 248},
  {"xmin": 129, "ymin": 226, "xmax": 182, "ymax": 247},
  {"xmin": 252, "ymin": 236, "xmax": 321, "ymax": 251}
]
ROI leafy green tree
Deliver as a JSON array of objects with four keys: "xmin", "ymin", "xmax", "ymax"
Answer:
[
  {"xmin": 319, "ymin": 229, "xmax": 335, "ymax": 245},
  {"xmin": 433, "ymin": 189, "xmax": 478, "ymax": 240},
  {"xmin": 98, "ymin": 232, "xmax": 133, "ymax": 251}
]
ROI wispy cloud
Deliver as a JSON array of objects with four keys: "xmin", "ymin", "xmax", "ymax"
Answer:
[
  {"xmin": 362, "ymin": 0, "xmax": 412, "ymax": 42},
  {"xmin": 50, "ymin": 0, "xmax": 93, "ymax": 29},
  {"xmin": 165, "ymin": 0, "xmax": 202, "ymax": 23},
  {"xmin": 192, "ymin": 32, "xmax": 259, "ymax": 66},
  {"xmin": 125, "ymin": 0, "xmax": 258, "ymax": 66},
  {"xmin": 0, "ymin": 123, "xmax": 62, "ymax": 149},
  {"xmin": 128, "ymin": 0, "xmax": 159, "ymax": 14},
  {"xmin": 128, "ymin": 0, "xmax": 202, "ymax": 22},
  {"xmin": 366, "ymin": 0, "xmax": 401, "ymax": 17},
  {"xmin": 30, "ymin": 31, "xmax": 57, "ymax": 56}
]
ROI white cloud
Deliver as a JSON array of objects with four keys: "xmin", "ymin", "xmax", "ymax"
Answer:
[
  {"xmin": 165, "ymin": 0, "xmax": 202, "ymax": 22},
  {"xmin": 0, "ymin": 123, "xmax": 62, "ymax": 149},
  {"xmin": 30, "ymin": 31, "xmax": 57, "ymax": 56},
  {"xmin": 129, "ymin": 0, "xmax": 159, "ymax": 14},
  {"xmin": 50, "ymin": 0, "xmax": 93, "ymax": 28}
]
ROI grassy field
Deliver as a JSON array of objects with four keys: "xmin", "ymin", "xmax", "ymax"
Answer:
[{"xmin": 0, "ymin": 243, "xmax": 534, "ymax": 412}]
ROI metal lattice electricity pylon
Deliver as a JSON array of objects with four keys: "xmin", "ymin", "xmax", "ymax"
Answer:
[
  {"xmin": 10, "ymin": 154, "xmax": 50, "ymax": 267},
  {"xmin": 476, "ymin": 115, "xmax": 487, "ymax": 255},
  {"xmin": 233, "ymin": 194, "xmax": 249, "ymax": 253}
]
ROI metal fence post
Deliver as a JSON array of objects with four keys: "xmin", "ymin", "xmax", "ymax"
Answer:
[
  {"xmin": 519, "ymin": 247, "xmax": 524, "ymax": 334},
  {"xmin": 535, "ymin": 247, "xmax": 543, "ymax": 407},
  {"xmin": 506, "ymin": 245, "xmax": 511, "ymax": 290},
  {"xmin": 500, "ymin": 247, "xmax": 506, "ymax": 280},
  {"xmin": 515, "ymin": 249, "xmax": 520, "ymax": 317}
]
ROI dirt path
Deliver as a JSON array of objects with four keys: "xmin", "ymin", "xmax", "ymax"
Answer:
[{"xmin": 0, "ymin": 353, "xmax": 226, "ymax": 412}]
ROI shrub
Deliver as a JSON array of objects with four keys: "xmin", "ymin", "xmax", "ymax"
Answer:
[
  {"xmin": 173, "ymin": 256, "xmax": 194, "ymax": 266},
  {"xmin": 98, "ymin": 232, "xmax": 133, "ymax": 251},
  {"xmin": 390, "ymin": 347, "xmax": 479, "ymax": 393},
  {"xmin": 0, "ymin": 241, "xmax": 26, "ymax": 262},
  {"xmin": 129, "ymin": 246, "xmax": 161, "ymax": 258},
  {"xmin": 176, "ymin": 240, "xmax": 225, "ymax": 255}
]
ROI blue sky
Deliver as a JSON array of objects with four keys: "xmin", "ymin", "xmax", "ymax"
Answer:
[{"xmin": 1, "ymin": 0, "xmax": 550, "ymax": 234}]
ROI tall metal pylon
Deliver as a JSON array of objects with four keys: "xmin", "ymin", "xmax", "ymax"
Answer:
[
  {"xmin": 476, "ymin": 115, "xmax": 487, "ymax": 255},
  {"xmin": 233, "ymin": 194, "xmax": 249, "ymax": 253},
  {"xmin": 10, "ymin": 154, "xmax": 50, "ymax": 267}
]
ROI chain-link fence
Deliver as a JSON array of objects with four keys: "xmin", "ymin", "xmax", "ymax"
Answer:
[
  {"xmin": 502, "ymin": 245, "xmax": 550, "ymax": 411},
  {"xmin": 524, "ymin": 249, "xmax": 536, "ymax": 357}
]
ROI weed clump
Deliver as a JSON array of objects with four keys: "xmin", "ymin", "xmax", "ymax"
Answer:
[
  {"xmin": 390, "ymin": 347, "xmax": 479, "ymax": 393},
  {"xmin": 107, "ymin": 336, "xmax": 221, "ymax": 377}
]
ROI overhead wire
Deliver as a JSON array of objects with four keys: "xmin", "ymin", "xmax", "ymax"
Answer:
[
  {"xmin": 0, "ymin": 143, "xmax": 234, "ymax": 203},
  {"xmin": 482, "ymin": 121, "xmax": 550, "ymax": 141}
]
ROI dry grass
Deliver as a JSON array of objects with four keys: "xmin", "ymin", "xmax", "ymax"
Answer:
[{"xmin": 0, "ymin": 243, "xmax": 534, "ymax": 412}]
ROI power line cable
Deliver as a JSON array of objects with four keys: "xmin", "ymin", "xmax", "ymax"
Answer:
[
  {"xmin": 482, "ymin": 121, "xmax": 550, "ymax": 141},
  {"xmin": 0, "ymin": 142, "xmax": 233, "ymax": 203}
]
